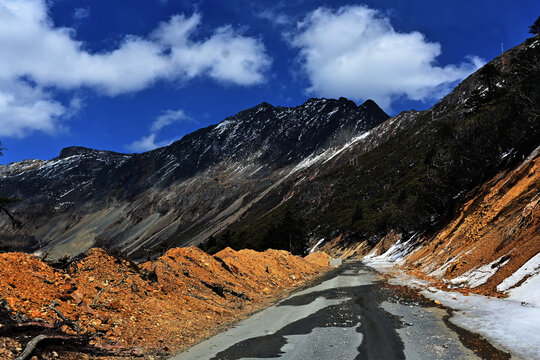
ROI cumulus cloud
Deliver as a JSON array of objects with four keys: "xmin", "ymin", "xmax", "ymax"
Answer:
[
  {"xmin": 0, "ymin": 79, "xmax": 66, "ymax": 137},
  {"xmin": 126, "ymin": 134, "xmax": 166, "ymax": 153},
  {"xmin": 290, "ymin": 6, "xmax": 484, "ymax": 109},
  {"xmin": 127, "ymin": 109, "xmax": 192, "ymax": 152},
  {"xmin": 0, "ymin": 0, "xmax": 270, "ymax": 137}
]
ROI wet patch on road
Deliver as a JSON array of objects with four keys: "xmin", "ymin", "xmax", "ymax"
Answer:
[
  {"xmin": 210, "ymin": 262, "xmax": 405, "ymax": 360},
  {"xmin": 175, "ymin": 261, "xmax": 511, "ymax": 360}
]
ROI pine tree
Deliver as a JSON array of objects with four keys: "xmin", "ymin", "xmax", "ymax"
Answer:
[{"xmin": 529, "ymin": 16, "xmax": 540, "ymax": 34}]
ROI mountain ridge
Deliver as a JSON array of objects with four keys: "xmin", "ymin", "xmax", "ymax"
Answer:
[
  {"xmin": 0, "ymin": 96, "xmax": 389, "ymax": 259},
  {"xmin": 218, "ymin": 35, "xmax": 539, "ymax": 254},
  {"xmin": 1, "ymin": 36, "xmax": 538, "ymax": 262}
]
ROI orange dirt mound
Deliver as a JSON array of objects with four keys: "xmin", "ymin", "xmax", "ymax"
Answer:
[{"xmin": 0, "ymin": 246, "xmax": 331, "ymax": 359}]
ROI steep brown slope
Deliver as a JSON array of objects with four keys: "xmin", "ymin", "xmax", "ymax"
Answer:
[
  {"xmin": 0, "ymin": 247, "xmax": 331, "ymax": 359},
  {"xmin": 401, "ymin": 146, "xmax": 539, "ymax": 296},
  {"xmin": 337, "ymin": 146, "xmax": 539, "ymax": 299}
]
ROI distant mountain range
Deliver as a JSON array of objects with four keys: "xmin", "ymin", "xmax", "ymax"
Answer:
[
  {"xmin": 0, "ymin": 95, "xmax": 389, "ymax": 259},
  {"xmin": 1, "ymin": 35, "xmax": 538, "ymax": 262}
]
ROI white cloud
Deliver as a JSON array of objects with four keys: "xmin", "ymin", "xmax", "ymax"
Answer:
[
  {"xmin": 73, "ymin": 7, "xmax": 89, "ymax": 20},
  {"xmin": 0, "ymin": 0, "xmax": 271, "ymax": 138},
  {"xmin": 127, "ymin": 109, "xmax": 192, "ymax": 152},
  {"xmin": 258, "ymin": 9, "xmax": 292, "ymax": 26},
  {"xmin": 126, "ymin": 134, "xmax": 167, "ymax": 152},
  {"xmin": 290, "ymin": 5, "xmax": 484, "ymax": 109},
  {"xmin": 0, "ymin": 79, "xmax": 66, "ymax": 137},
  {"xmin": 151, "ymin": 109, "xmax": 189, "ymax": 133}
]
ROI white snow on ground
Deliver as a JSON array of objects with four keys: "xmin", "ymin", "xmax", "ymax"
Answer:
[
  {"xmin": 288, "ymin": 151, "xmax": 330, "ymax": 175},
  {"xmin": 508, "ymin": 272, "xmax": 540, "ymax": 308},
  {"xmin": 287, "ymin": 130, "xmax": 373, "ymax": 176},
  {"xmin": 421, "ymin": 289, "xmax": 540, "ymax": 360},
  {"xmin": 322, "ymin": 130, "xmax": 372, "ymax": 164},
  {"xmin": 429, "ymin": 258, "xmax": 457, "ymax": 278},
  {"xmin": 449, "ymin": 255, "xmax": 511, "ymax": 288},
  {"xmin": 363, "ymin": 235, "xmax": 417, "ymax": 266},
  {"xmin": 363, "ymin": 243, "xmax": 540, "ymax": 359},
  {"xmin": 214, "ymin": 120, "xmax": 232, "ymax": 134},
  {"xmin": 384, "ymin": 269, "xmax": 540, "ymax": 359},
  {"xmin": 497, "ymin": 252, "xmax": 540, "ymax": 292},
  {"xmin": 497, "ymin": 252, "xmax": 540, "ymax": 307}
]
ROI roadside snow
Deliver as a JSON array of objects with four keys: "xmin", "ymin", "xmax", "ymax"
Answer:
[
  {"xmin": 450, "ymin": 255, "xmax": 510, "ymax": 288},
  {"xmin": 363, "ymin": 245, "xmax": 540, "ymax": 359},
  {"xmin": 496, "ymin": 252, "xmax": 540, "ymax": 307},
  {"xmin": 497, "ymin": 252, "xmax": 540, "ymax": 292},
  {"xmin": 508, "ymin": 273, "xmax": 540, "ymax": 308},
  {"xmin": 421, "ymin": 289, "xmax": 540, "ymax": 360},
  {"xmin": 363, "ymin": 235, "xmax": 417, "ymax": 267}
]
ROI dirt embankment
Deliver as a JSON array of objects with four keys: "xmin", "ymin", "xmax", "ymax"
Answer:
[
  {"xmin": 0, "ymin": 246, "xmax": 331, "ymax": 359},
  {"xmin": 401, "ymin": 149, "xmax": 539, "ymax": 297},
  {"xmin": 326, "ymin": 148, "xmax": 539, "ymax": 299}
]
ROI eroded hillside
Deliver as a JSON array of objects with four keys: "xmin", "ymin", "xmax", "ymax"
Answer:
[
  {"xmin": 402, "ymin": 147, "xmax": 539, "ymax": 299},
  {"xmin": 328, "ymin": 145, "xmax": 539, "ymax": 304}
]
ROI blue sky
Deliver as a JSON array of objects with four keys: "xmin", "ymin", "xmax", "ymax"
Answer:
[{"xmin": 0, "ymin": 0, "xmax": 538, "ymax": 164}]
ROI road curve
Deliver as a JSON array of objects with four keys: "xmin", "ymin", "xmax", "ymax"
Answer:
[{"xmin": 170, "ymin": 261, "xmax": 499, "ymax": 360}]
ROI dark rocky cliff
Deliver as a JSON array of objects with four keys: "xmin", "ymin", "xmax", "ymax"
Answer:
[{"xmin": 0, "ymin": 97, "xmax": 389, "ymax": 259}]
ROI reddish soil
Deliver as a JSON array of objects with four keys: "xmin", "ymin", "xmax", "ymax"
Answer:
[
  {"xmin": 402, "ymin": 150, "xmax": 539, "ymax": 297},
  {"xmin": 0, "ymin": 247, "xmax": 331, "ymax": 359}
]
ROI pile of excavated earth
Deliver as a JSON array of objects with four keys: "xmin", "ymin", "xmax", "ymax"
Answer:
[{"xmin": 0, "ymin": 246, "xmax": 331, "ymax": 359}]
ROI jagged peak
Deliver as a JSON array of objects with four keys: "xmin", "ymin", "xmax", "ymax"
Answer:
[
  {"xmin": 360, "ymin": 99, "xmax": 377, "ymax": 108},
  {"xmin": 359, "ymin": 99, "xmax": 390, "ymax": 118},
  {"xmin": 301, "ymin": 97, "xmax": 386, "ymax": 113},
  {"xmin": 57, "ymin": 146, "xmax": 125, "ymax": 160},
  {"xmin": 228, "ymin": 101, "xmax": 275, "ymax": 120},
  {"xmin": 257, "ymin": 101, "xmax": 274, "ymax": 109},
  {"xmin": 303, "ymin": 97, "xmax": 356, "ymax": 108}
]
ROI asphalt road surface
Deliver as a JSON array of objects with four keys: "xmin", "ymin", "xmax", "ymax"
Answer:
[{"xmin": 170, "ymin": 261, "xmax": 507, "ymax": 360}]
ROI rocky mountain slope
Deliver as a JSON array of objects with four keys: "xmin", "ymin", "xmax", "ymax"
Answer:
[
  {"xmin": 330, "ymin": 143, "xmax": 539, "ymax": 300},
  {"xmin": 227, "ymin": 35, "xmax": 539, "ymax": 255},
  {"xmin": 1, "ymin": 35, "xmax": 538, "ymax": 266},
  {"xmin": 0, "ymin": 98, "xmax": 388, "ymax": 260}
]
